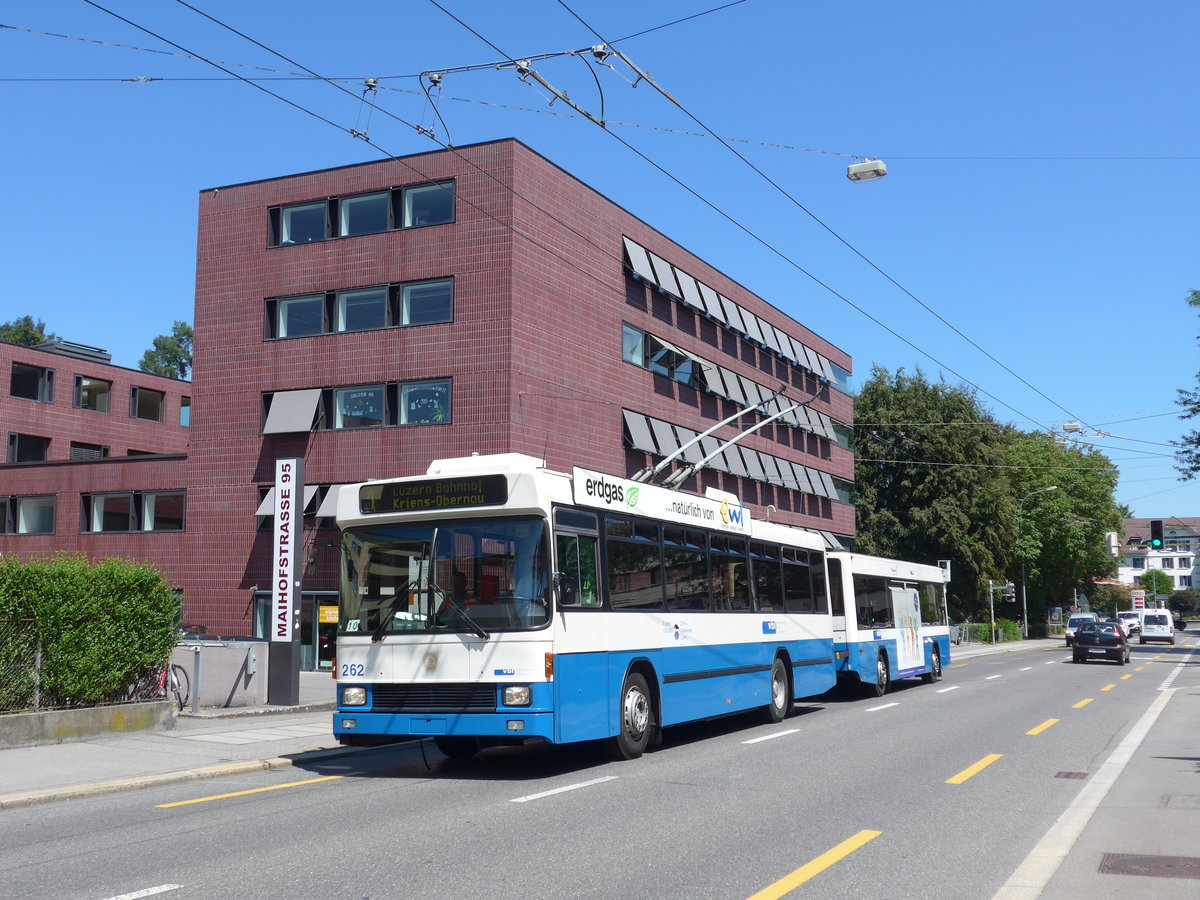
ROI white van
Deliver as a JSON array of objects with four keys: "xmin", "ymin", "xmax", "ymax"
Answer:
[
  {"xmin": 1064, "ymin": 612, "xmax": 1100, "ymax": 647},
  {"xmin": 1139, "ymin": 610, "xmax": 1175, "ymax": 645}
]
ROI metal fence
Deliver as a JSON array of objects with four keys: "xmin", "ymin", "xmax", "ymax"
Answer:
[{"xmin": 0, "ymin": 618, "xmax": 42, "ymax": 713}]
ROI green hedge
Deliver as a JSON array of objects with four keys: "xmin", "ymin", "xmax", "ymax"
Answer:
[
  {"xmin": 0, "ymin": 554, "xmax": 180, "ymax": 707},
  {"xmin": 964, "ymin": 618, "xmax": 1022, "ymax": 643}
]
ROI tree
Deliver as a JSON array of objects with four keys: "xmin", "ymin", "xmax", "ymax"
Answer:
[
  {"xmin": 853, "ymin": 366, "xmax": 1014, "ymax": 620},
  {"xmin": 139, "ymin": 321, "xmax": 193, "ymax": 380},
  {"xmin": 0, "ymin": 315, "xmax": 59, "ymax": 347},
  {"xmin": 1174, "ymin": 289, "xmax": 1200, "ymax": 478},
  {"xmin": 1138, "ymin": 568, "xmax": 1173, "ymax": 602}
]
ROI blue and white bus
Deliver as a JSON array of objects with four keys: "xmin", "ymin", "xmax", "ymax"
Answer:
[
  {"xmin": 826, "ymin": 551, "xmax": 950, "ymax": 695},
  {"xmin": 332, "ymin": 453, "xmax": 839, "ymax": 759}
]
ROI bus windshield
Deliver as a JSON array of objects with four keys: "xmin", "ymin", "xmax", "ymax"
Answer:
[{"xmin": 339, "ymin": 517, "xmax": 551, "ymax": 637}]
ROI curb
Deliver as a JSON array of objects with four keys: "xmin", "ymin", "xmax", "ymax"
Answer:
[
  {"xmin": 0, "ymin": 744, "xmax": 362, "ymax": 810},
  {"xmin": 178, "ymin": 701, "xmax": 336, "ymax": 720}
]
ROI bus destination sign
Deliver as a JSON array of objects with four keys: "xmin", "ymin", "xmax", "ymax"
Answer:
[{"xmin": 359, "ymin": 475, "xmax": 508, "ymax": 514}]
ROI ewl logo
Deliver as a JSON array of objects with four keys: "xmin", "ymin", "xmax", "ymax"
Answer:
[
  {"xmin": 720, "ymin": 497, "xmax": 745, "ymax": 527},
  {"xmin": 761, "ymin": 621, "xmax": 778, "ymax": 635}
]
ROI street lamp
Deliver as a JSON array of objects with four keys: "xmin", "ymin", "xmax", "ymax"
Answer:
[{"xmin": 1019, "ymin": 485, "xmax": 1058, "ymax": 638}]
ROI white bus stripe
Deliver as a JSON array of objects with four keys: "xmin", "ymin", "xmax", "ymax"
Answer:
[{"xmin": 511, "ymin": 776, "xmax": 617, "ymax": 803}]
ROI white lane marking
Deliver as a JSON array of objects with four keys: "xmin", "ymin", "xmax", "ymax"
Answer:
[
  {"xmin": 511, "ymin": 776, "xmax": 617, "ymax": 803},
  {"xmin": 1046, "ymin": 660, "xmax": 1057, "ymax": 665},
  {"xmin": 936, "ymin": 685, "xmax": 960, "ymax": 693},
  {"xmin": 986, "ymin": 675, "xmax": 1003, "ymax": 680},
  {"xmin": 1158, "ymin": 648, "xmax": 1195, "ymax": 690},
  {"xmin": 1019, "ymin": 667, "xmax": 1033, "ymax": 671},
  {"xmin": 866, "ymin": 702, "xmax": 899, "ymax": 712},
  {"xmin": 743, "ymin": 728, "xmax": 800, "ymax": 744},
  {"xmin": 991, "ymin": 689, "xmax": 1174, "ymax": 900},
  {"xmin": 100, "ymin": 886, "xmax": 182, "ymax": 900}
]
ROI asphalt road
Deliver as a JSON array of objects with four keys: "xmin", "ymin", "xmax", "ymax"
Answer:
[{"xmin": 2, "ymin": 641, "xmax": 1192, "ymax": 900}]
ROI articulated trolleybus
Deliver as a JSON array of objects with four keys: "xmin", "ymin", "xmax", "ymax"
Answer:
[{"xmin": 333, "ymin": 453, "xmax": 948, "ymax": 759}]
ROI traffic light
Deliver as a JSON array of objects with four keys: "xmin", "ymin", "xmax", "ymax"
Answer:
[
  {"xmin": 1149, "ymin": 519, "xmax": 1164, "ymax": 549},
  {"xmin": 1004, "ymin": 582, "xmax": 1016, "ymax": 601}
]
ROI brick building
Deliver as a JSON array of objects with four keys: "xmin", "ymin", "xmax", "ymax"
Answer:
[
  {"xmin": 4, "ymin": 138, "xmax": 857, "ymax": 671},
  {"xmin": 0, "ymin": 340, "xmax": 191, "ymax": 588}
]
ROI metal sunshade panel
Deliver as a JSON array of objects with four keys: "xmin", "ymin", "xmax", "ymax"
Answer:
[
  {"xmin": 674, "ymin": 268, "xmax": 706, "ymax": 311},
  {"xmin": 721, "ymin": 368, "xmax": 747, "ymax": 406},
  {"xmin": 673, "ymin": 425, "xmax": 705, "ymax": 463},
  {"xmin": 718, "ymin": 294, "xmax": 746, "ymax": 333},
  {"xmin": 622, "ymin": 409, "xmax": 658, "ymax": 453},
  {"xmin": 790, "ymin": 463, "xmax": 815, "ymax": 495},
  {"xmin": 649, "ymin": 418, "xmax": 682, "ymax": 457},
  {"xmin": 742, "ymin": 448, "xmax": 767, "ymax": 481},
  {"xmin": 622, "ymin": 237, "xmax": 659, "ymax": 285},
  {"xmin": 740, "ymin": 309, "xmax": 766, "ymax": 346},
  {"xmin": 647, "ymin": 252, "xmax": 683, "ymax": 299},
  {"xmin": 697, "ymin": 283, "xmax": 728, "ymax": 325},
  {"xmin": 723, "ymin": 444, "xmax": 751, "ymax": 479},
  {"xmin": 702, "ymin": 364, "xmax": 729, "ymax": 398},
  {"xmin": 261, "ymin": 388, "xmax": 321, "ymax": 434},
  {"xmin": 758, "ymin": 453, "xmax": 784, "ymax": 486},
  {"xmin": 315, "ymin": 485, "xmax": 348, "ymax": 518},
  {"xmin": 698, "ymin": 435, "xmax": 728, "ymax": 473}
]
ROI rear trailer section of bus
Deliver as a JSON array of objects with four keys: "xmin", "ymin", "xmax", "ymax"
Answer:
[{"xmin": 827, "ymin": 552, "xmax": 950, "ymax": 696}]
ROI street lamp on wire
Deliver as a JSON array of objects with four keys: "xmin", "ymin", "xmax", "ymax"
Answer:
[{"xmin": 1019, "ymin": 485, "xmax": 1058, "ymax": 638}]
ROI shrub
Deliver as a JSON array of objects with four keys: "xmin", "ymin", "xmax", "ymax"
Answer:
[{"xmin": 0, "ymin": 554, "xmax": 180, "ymax": 706}]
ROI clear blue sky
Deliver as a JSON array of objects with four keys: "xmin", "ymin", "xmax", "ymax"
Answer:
[{"xmin": 4, "ymin": 1, "xmax": 1197, "ymax": 518}]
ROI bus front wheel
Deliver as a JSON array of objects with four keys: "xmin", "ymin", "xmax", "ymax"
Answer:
[
  {"xmin": 764, "ymin": 657, "xmax": 790, "ymax": 723},
  {"xmin": 608, "ymin": 672, "xmax": 652, "ymax": 760}
]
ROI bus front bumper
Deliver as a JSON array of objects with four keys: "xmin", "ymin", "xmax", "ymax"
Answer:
[{"xmin": 333, "ymin": 710, "xmax": 555, "ymax": 742}]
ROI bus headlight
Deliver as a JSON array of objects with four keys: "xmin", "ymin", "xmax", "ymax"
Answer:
[
  {"xmin": 502, "ymin": 685, "xmax": 532, "ymax": 706},
  {"xmin": 342, "ymin": 686, "xmax": 367, "ymax": 706}
]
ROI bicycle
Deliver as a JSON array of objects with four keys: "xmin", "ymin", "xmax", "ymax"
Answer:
[{"xmin": 126, "ymin": 661, "xmax": 190, "ymax": 710}]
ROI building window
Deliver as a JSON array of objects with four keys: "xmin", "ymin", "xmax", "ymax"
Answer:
[
  {"xmin": 1161, "ymin": 557, "xmax": 1175, "ymax": 569},
  {"xmin": 180, "ymin": 396, "xmax": 191, "ymax": 427},
  {"xmin": 338, "ymin": 191, "xmax": 389, "ymax": 236},
  {"xmin": 278, "ymin": 294, "xmax": 325, "ymax": 338},
  {"xmin": 401, "ymin": 279, "xmax": 453, "ymax": 325},
  {"xmin": 69, "ymin": 441, "xmax": 110, "ymax": 460},
  {"xmin": 1131, "ymin": 557, "xmax": 1145, "ymax": 570},
  {"xmin": 11, "ymin": 362, "xmax": 53, "ymax": 403},
  {"xmin": 277, "ymin": 201, "xmax": 327, "ymax": 245},
  {"xmin": 622, "ymin": 324, "xmax": 644, "ymax": 366},
  {"xmin": 2, "ymin": 496, "xmax": 55, "ymax": 534},
  {"xmin": 269, "ymin": 180, "xmax": 455, "ymax": 247},
  {"xmin": 400, "ymin": 181, "xmax": 455, "ymax": 227},
  {"xmin": 74, "ymin": 375, "xmax": 111, "ymax": 412},
  {"xmin": 81, "ymin": 491, "xmax": 185, "ymax": 533},
  {"xmin": 334, "ymin": 385, "xmax": 386, "ymax": 429},
  {"xmin": 7, "ymin": 433, "xmax": 50, "ymax": 462},
  {"xmin": 337, "ymin": 287, "xmax": 388, "ymax": 332},
  {"xmin": 130, "ymin": 387, "xmax": 165, "ymax": 422},
  {"xmin": 1181, "ymin": 575, "xmax": 1193, "ymax": 588},
  {"xmin": 83, "ymin": 493, "xmax": 135, "ymax": 533},
  {"xmin": 400, "ymin": 380, "xmax": 450, "ymax": 424},
  {"xmin": 1178, "ymin": 557, "xmax": 1192, "ymax": 569},
  {"xmin": 142, "ymin": 491, "xmax": 185, "ymax": 532}
]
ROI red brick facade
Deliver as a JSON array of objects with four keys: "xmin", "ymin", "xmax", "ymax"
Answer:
[{"xmin": 2, "ymin": 139, "xmax": 856, "ymax": 659}]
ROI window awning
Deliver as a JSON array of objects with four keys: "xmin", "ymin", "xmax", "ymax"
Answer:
[
  {"xmin": 262, "ymin": 389, "xmax": 321, "ymax": 434},
  {"xmin": 647, "ymin": 251, "xmax": 682, "ymax": 298},
  {"xmin": 622, "ymin": 237, "xmax": 659, "ymax": 285},
  {"xmin": 622, "ymin": 409, "xmax": 658, "ymax": 454},
  {"xmin": 255, "ymin": 484, "xmax": 319, "ymax": 516},
  {"xmin": 315, "ymin": 485, "xmax": 348, "ymax": 518}
]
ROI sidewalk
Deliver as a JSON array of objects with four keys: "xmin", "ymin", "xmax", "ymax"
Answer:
[{"xmin": 0, "ymin": 670, "xmax": 345, "ymax": 810}]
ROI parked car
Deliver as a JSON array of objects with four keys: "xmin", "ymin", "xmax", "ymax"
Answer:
[
  {"xmin": 1140, "ymin": 611, "xmax": 1175, "ymax": 645},
  {"xmin": 1064, "ymin": 612, "xmax": 1100, "ymax": 647},
  {"xmin": 1072, "ymin": 621, "xmax": 1130, "ymax": 665},
  {"xmin": 1116, "ymin": 611, "xmax": 1142, "ymax": 636}
]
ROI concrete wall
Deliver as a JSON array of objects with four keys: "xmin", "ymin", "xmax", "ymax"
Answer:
[
  {"xmin": 173, "ymin": 640, "xmax": 267, "ymax": 709},
  {"xmin": 0, "ymin": 701, "xmax": 175, "ymax": 750}
]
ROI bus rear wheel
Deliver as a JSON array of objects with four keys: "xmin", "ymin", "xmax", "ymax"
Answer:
[
  {"xmin": 922, "ymin": 647, "xmax": 941, "ymax": 684},
  {"xmin": 608, "ymin": 672, "xmax": 652, "ymax": 760},
  {"xmin": 870, "ymin": 653, "xmax": 890, "ymax": 698},
  {"xmin": 764, "ymin": 657, "xmax": 790, "ymax": 723}
]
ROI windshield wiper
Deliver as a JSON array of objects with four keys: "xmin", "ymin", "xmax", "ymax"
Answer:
[
  {"xmin": 371, "ymin": 580, "xmax": 416, "ymax": 642},
  {"xmin": 428, "ymin": 580, "xmax": 490, "ymax": 640}
]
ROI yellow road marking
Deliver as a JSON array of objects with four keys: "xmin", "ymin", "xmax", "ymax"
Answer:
[
  {"xmin": 746, "ymin": 830, "xmax": 882, "ymax": 899},
  {"xmin": 1101, "ymin": 684, "xmax": 1116, "ymax": 692},
  {"xmin": 1134, "ymin": 666, "xmax": 1144, "ymax": 671},
  {"xmin": 1120, "ymin": 674, "xmax": 1132, "ymax": 680},
  {"xmin": 156, "ymin": 774, "xmax": 344, "ymax": 808},
  {"xmin": 949, "ymin": 663, "xmax": 969, "ymax": 668},
  {"xmin": 1026, "ymin": 718, "xmax": 1059, "ymax": 736},
  {"xmin": 946, "ymin": 753, "xmax": 1003, "ymax": 784},
  {"xmin": 1073, "ymin": 698, "xmax": 1093, "ymax": 709}
]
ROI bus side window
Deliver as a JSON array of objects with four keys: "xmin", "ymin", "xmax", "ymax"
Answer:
[{"xmin": 556, "ymin": 532, "xmax": 600, "ymax": 607}]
